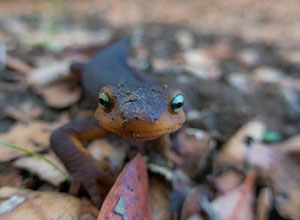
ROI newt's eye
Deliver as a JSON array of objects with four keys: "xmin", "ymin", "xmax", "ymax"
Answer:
[
  {"xmin": 98, "ymin": 92, "xmax": 110, "ymax": 108},
  {"xmin": 171, "ymin": 94, "xmax": 184, "ymax": 113}
]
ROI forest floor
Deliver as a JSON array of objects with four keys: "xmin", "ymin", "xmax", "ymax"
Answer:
[{"xmin": 0, "ymin": 1, "xmax": 299, "ymax": 219}]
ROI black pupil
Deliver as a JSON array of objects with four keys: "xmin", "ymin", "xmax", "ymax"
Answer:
[
  {"xmin": 99, "ymin": 98, "xmax": 109, "ymax": 107},
  {"xmin": 172, "ymin": 102, "xmax": 183, "ymax": 109}
]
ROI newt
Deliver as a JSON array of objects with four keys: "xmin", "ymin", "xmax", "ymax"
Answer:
[{"xmin": 50, "ymin": 38, "xmax": 186, "ymax": 206}]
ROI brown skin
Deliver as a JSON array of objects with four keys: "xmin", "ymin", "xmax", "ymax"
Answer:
[{"xmin": 50, "ymin": 38, "xmax": 186, "ymax": 207}]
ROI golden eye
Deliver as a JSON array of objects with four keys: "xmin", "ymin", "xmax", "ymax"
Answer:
[
  {"xmin": 171, "ymin": 94, "xmax": 184, "ymax": 113},
  {"xmin": 98, "ymin": 92, "xmax": 110, "ymax": 108}
]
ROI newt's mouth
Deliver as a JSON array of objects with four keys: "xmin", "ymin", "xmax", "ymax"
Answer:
[
  {"xmin": 102, "ymin": 123, "xmax": 183, "ymax": 141},
  {"xmin": 95, "ymin": 105, "xmax": 186, "ymax": 141}
]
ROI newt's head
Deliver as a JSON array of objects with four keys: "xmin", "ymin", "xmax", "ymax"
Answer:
[{"xmin": 95, "ymin": 83, "xmax": 185, "ymax": 141}]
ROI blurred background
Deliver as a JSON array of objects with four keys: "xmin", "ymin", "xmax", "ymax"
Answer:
[
  {"xmin": 1, "ymin": 0, "xmax": 300, "ymax": 148},
  {"xmin": 0, "ymin": 1, "xmax": 300, "ymax": 219},
  {"xmin": 1, "ymin": 0, "xmax": 300, "ymax": 45}
]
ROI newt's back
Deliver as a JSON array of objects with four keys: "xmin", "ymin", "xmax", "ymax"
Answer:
[{"xmin": 82, "ymin": 38, "xmax": 155, "ymax": 107}]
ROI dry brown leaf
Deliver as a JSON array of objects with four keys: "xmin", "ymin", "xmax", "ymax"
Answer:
[
  {"xmin": 0, "ymin": 187, "xmax": 98, "ymax": 220},
  {"xmin": 148, "ymin": 163, "xmax": 174, "ymax": 182},
  {"xmin": 256, "ymin": 187, "xmax": 272, "ymax": 220},
  {"xmin": 253, "ymin": 67, "xmax": 283, "ymax": 84},
  {"xmin": 206, "ymin": 41, "xmax": 233, "ymax": 60},
  {"xmin": 0, "ymin": 120, "xmax": 66, "ymax": 161},
  {"xmin": 247, "ymin": 138, "xmax": 300, "ymax": 220},
  {"xmin": 24, "ymin": 28, "xmax": 112, "ymax": 52},
  {"xmin": 88, "ymin": 138, "xmax": 128, "ymax": 174},
  {"xmin": 5, "ymin": 55, "xmax": 32, "ymax": 74},
  {"xmin": 27, "ymin": 61, "xmax": 70, "ymax": 87},
  {"xmin": 274, "ymin": 135, "xmax": 300, "ymax": 155},
  {"xmin": 13, "ymin": 152, "xmax": 68, "ymax": 186},
  {"xmin": 0, "ymin": 166, "xmax": 22, "ymax": 188},
  {"xmin": 184, "ymin": 49, "xmax": 221, "ymax": 79},
  {"xmin": 186, "ymin": 215, "xmax": 204, "ymax": 220},
  {"xmin": 4, "ymin": 103, "xmax": 43, "ymax": 122},
  {"xmin": 149, "ymin": 177, "xmax": 171, "ymax": 220},
  {"xmin": 269, "ymin": 159, "xmax": 300, "ymax": 220},
  {"xmin": 180, "ymin": 186, "xmax": 210, "ymax": 220},
  {"xmin": 211, "ymin": 171, "xmax": 256, "ymax": 220},
  {"xmin": 151, "ymin": 58, "xmax": 181, "ymax": 73},
  {"xmin": 172, "ymin": 128, "xmax": 212, "ymax": 178},
  {"xmin": 246, "ymin": 142, "xmax": 278, "ymax": 172},
  {"xmin": 253, "ymin": 67, "xmax": 300, "ymax": 91},
  {"xmin": 175, "ymin": 30, "xmax": 194, "ymax": 50},
  {"xmin": 39, "ymin": 81, "xmax": 82, "ymax": 109},
  {"xmin": 213, "ymin": 170, "xmax": 243, "ymax": 194},
  {"xmin": 214, "ymin": 120, "xmax": 265, "ymax": 172}
]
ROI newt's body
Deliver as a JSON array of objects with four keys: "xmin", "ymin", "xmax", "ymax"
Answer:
[{"xmin": 50, "ymin": 38, "xmax": 185, "ymax": 206}]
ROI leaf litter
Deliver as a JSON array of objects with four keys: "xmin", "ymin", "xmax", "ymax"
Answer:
[
  {"xmin": 0, "ymin": 11, "xmax": 300, "ymax": 220},
  {"xmin": 0, "ymin": 120, "xmax": 66, "ymax": 161},
  {"xmin": 0, "ymin": 187, "xmax": 99, "ymax": 220}
]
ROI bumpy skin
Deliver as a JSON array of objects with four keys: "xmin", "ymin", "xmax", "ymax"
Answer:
[
  {"xmin": 95, "ymin": 84, "xmax": 185, "ymax": 140},
  {"xmin": 50, "ymin": 38, "xmax": 186, "ymax": 207},
  {"xmin": 82, "ymin": 38, "xmax": 156, "ymax": 107}
]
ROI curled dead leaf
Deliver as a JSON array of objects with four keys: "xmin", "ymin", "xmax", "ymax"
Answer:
[
  {"xmin": 256, "ymin": 187, "xmax": 272, "ymax": 220},
  {"xmin": 274, "ymin": 135, "xmax": 300, "ymax": 155},
  {"xmin": 88, "ymin": 138, "xmax": 128, "ymax": 174},
  {"xmin": 184, "ymin": 49, "xmax": 221, "ymax": 80},
  {"xmin": 172, "ymin": 128, "xmax": 213, "ymax": 178},
  {"xmin": 13, "ymin": 152, "xmax": 68, "ymax": 186},
  {"xmin": 27, "ymin": 61, "xmax": 70, "ymax": 87},
  {"xmin": 0, "ymin": 165, "xmax": 22, "ymax": 188},
  {"xmin": 180, "ymin": 186, "xmax": 211, "ymax": 220},
  {"xmin": 214, "ymin": 120, "xmax": 265, "ymax": 173},
  {"xmin": 0, "ymin": 187, "xmax": 98, "ymax": 220},
  {"xmin": 5, "ymin": 55, "xmax": 32, "ymax": 74},
  {"xmin": 212, "ymin": 170, "xmax": 243, "ymax": 194},
  {"xmin": 0, "ymin": 120, "xmax": 66, "ymax": 161},
  {"xmin": 186, "ymin": 214, "xmax": 204, "ymax": 220},
  {"xmin": 39, "ymin": 81, "xmax": 82, "ymax": 109},
  {"xmin": 4, "ymin": 103, "xmax": 43, "ymax": 122},
  {"xmin": 246, "ymin": 137, "xmax": 300, "ymax": 220},
  {"xmin": 211, "ymin": 170, "xmax": 256, "ymax": 220},
  {"xmin": 149, "ymin": 177, "xmax": 171, "ymax": 220}
]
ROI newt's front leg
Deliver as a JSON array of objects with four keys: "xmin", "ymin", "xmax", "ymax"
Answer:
[{"xmin": 50, "ymin": 118, "xmax": 114, "ymax": 207}]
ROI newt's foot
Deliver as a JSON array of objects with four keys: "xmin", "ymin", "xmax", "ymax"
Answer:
[{"xmin": 68, "ymin": 158, "xmax": 115, "ymax": 207}]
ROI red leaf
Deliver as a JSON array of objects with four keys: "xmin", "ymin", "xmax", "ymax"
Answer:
[{"xmin": 97, "ymin": 153, "xmax": 151, "ymax": 220}]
